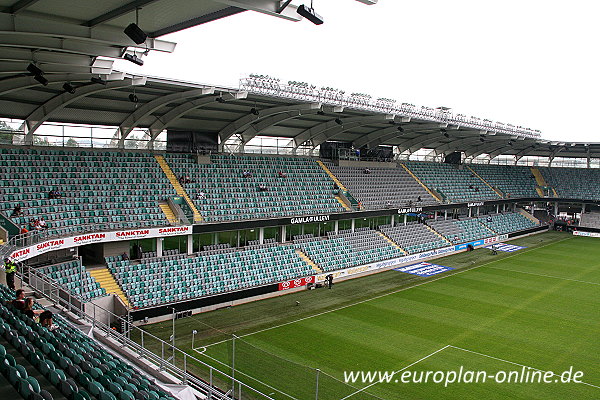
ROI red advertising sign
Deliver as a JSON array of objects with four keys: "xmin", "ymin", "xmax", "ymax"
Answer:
[{"xmin": 278, "ymin": 276, "xmax": 314, "ymax": 291}]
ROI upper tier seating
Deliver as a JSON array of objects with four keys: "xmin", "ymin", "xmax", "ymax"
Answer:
[
  {"xmin": 428, "ymin": 217, "xmax": 495, "ymax": 244},
  {"xmin": 295, "ymin": 228, "xmax": 404, "ymax": 272},
  {"xmin": 469, "ymin": 164, "xmax": 539, "ymax": 198},
  {"xmin": 540, "ymin": 167, "xmax": 600, "ymax": 200},
  {"xmin": 0, "ymin": 149, "xmax": 174, "ymax": 237},
  {"xmin": 38, "ymin": 260, "xmax": 105, "ymax": 301},
  {"xmin": 165, "ymin": 154, "xmax": 345, "ymax": 222},
  {"xmin": 327, "ymin": 164, "xmax": 437, "ymax": 209},
  {"xmin": 0, "ymin": 284, "xmax": 176, "ymax": 400},
  {"xmin": 476, "ymin": 212, "xmax": 538, "ymax": 234},
  {"xmin": 107, "ymin": 245, "xmax": 313, "ymax": 308},
  {"xmin": 380, "ymin": 222, "xmax": 449, "ymax": 254},
  {"xmin": 404, "ymin": 162, "xmax": 501, "ymax": 203}
]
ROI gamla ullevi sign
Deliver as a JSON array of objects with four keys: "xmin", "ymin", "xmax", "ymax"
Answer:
[
  {"xmin": 290, "ymin": 215, "xmax": 330, "ymax": 224},
  {"xmin": 10, "ymin": 226, "xmax": 193, "ymax": 262}
]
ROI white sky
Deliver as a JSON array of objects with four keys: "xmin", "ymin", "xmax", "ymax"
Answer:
[{"xmin": 114, "ymin": 0, "xmax": 600, "ymax": 142}]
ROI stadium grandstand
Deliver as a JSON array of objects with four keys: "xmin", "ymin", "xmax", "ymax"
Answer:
[{"xmin": 0, "ymin": 0, "xmax": 598, "ymax": 399}]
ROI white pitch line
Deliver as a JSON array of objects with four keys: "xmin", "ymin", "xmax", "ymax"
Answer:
[
  {"xmin": 485, "ymin": 266, "xmax": 600, "ymax": 286},
  {"xmin": 195, "ymin": 348, "xmax": 301, "ymax": 400},
  {"xmin": 201, "ymin": 237, "xmax": 574, "ymax": 349},
  {"xmin": 449, "ymin": 345, "xmax": 600, "ymax": 390},
  {"xmin": 338, "ymin": 345, "xmax": 452, "ymax": 400}
]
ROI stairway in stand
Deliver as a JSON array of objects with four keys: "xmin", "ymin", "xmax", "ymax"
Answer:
[
  {"xmin": 295, "ymin": 249, "xmax": 323, "ymax": 274},
  {"xmin": 154, "ymin": 155, "xmax": 203, "ymax": 223},
  {"xmin": 88, "ymin": 267, "xmax": 130, "ymax": 308},
  {"xmin": 376, "ymin": 231, "xmax": 407, "ymax": 255},
  {"xmin": 158, "ymin": 202, "xmax": 178, "ymax": 224}
]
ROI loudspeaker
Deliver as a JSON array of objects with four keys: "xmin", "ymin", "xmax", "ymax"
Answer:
[{"xmin": 124, "ymin": 23, "xmax": 148, "ymax": 45}]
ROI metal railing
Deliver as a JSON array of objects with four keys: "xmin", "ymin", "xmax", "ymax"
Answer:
[{"xmin": 22, "ymin": 265, "xmax": 276, "ymax": 400}]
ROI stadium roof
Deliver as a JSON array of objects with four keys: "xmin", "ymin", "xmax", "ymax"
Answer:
[{"xmin": 0, "ymin": 0, "xmax": 596, "ymax": 160}]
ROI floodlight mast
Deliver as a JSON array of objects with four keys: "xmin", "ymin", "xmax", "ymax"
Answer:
[{"xmin": 240, "ymin": 76, "xmax": 541, "ymax": 139}]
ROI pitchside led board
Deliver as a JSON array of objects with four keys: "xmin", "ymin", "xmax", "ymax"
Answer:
[{"xmin": 394, "ymin": 262, "xmax": 454, "ymax": 277}]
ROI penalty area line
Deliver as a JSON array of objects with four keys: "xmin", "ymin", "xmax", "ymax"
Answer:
[{"xmin": 338, "ymin": 345, "xmax": 452, "ymax": 400}]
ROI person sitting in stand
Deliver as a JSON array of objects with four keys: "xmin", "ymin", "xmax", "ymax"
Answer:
[
  {"xmin": 487, "ymin": 215, "xmax": 493, "ymax": 223},
  {"xmin": 11, "ymin": 204, "xmax": 23, "ymax": 217},
  {"xmin": 196, "ymin": 190, "xmax": 206, "ymax": 200},
  {"xmin": 38, "ymin": 217, "xmax": 47, "ymax": 230},
  {"xmin": 121, "ymin": 252, "xmax": 129, "ymax": 261},
  {"xmin": 386, "ymin": 200, "xmax": 392, "ymax": 208},
  {"xmin": 39, "ymin": 310, "xmax": 58, "ymax": 331},
  {"xmin": 11, "ymin": 289, "xmax": 25, "ymax": 310},
  {"xmin": 48, "ymin": 190, "xmax": 55, "ymax": 199},
  {"xmin": 363, "ymin": 168, "xmax": 371, "ymax": 174},
  {"xmin": 258, "ymin": 184, "xmax": 268, "ymax": 192},
  {"xmin": 278, "ymin": 171, "xmax": 287, "ymax": 178},
  {"xmin": 20, "ymin": 225, "xmax": 28, "ymax": 235},
  {"xmin": 22, "ymin": 298, "xmax": 35, "ymax": 319},
  {"xmin": 242, "ymin": 170, "xmax": 252, "ymax": 178},
  {"xmin": 417, "ymin": 196, "xmax": 422, "ymax": 202}
]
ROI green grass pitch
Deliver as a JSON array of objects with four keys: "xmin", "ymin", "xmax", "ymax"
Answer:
[{"xmin": 139, "ymin": 231, "xmax": 600, "ymax": 399}]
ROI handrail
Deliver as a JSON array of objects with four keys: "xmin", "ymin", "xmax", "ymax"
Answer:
[{"xmin": 22, "ymin": 265, "xmax": 275, "ymax": 400}]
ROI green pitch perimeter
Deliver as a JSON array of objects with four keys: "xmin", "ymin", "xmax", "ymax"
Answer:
[{"xmin": 140, "ymin": 232, "xmax": 600, "ymax": 399}]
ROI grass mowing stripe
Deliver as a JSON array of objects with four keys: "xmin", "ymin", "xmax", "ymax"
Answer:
[
  {"xmin": 484, "ymin": 266, "xmax": 600, "ymax": 286},
  {"xmin": 448, "ymin": 346, "xmax": 600, "ymax": 390},
  {"xmin": 200, "ymin": 236, "xmax": 574, "ymax": 350},
  {"xmin": 339, "ymin": 345, "xmax": 452, "ymax": 400}
]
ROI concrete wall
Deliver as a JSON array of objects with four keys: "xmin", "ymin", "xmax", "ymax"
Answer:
[{"xmin": 103, "ymin": 241, "xmax": 129, "ymax": 258}]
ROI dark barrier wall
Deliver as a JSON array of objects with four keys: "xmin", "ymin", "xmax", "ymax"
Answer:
[
  {"xmin": 507, "ymin": 225, "xmax": 549, "ymax": 238},
  {"xmin": 130, "ymin": 283, "xmax": 279, "ymax": 321}
]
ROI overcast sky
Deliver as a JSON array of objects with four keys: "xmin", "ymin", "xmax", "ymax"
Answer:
[{"xmin": 114, "ymin": 0, "xmax": 599, "ymax": 142}]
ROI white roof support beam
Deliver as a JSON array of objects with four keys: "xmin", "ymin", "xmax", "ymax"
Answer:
[
  {"xmin": 0, "ymin": 13, "xmax": 177, "ymax": 57},
  {"xmin": 0, "ymin": 72, "xmax": 123, "ymax": 96},
  {"xmin": 117, "ymin": 87, "xmax": 215, "ymax": 145},
  {"xmin": 24, "ymin": 76, "xmax": 145, "ymax": 143},
  {"xmin": 219, "ymin": 103, "xmax": 321, "ymax": 143},
  {"xmin": 147, "ymin": 91, "xmax": 248, "ymax": 139},
  {"xmin": 239, "ymin": 107, "xmax": 322, "ymax": 143},
  {"xmin": 214, "ymin": 0, "xmax": 302, "ymax": 21},
  {"xmin": 396, "ymin": 130, "xmax": 447, "ymax": 153},
  {"xmin": 352, "ymin": 117, "xmax": 410, "ymax": 148}
]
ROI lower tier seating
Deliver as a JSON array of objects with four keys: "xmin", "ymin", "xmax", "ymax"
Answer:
[
  {"xmin": 38, "ymin": 261, "xmax": 105, "ymax": 302},
  {"xmin": 295, "ymin": 228, "xmax": 405, "ymax": 272},
  {"xmin": 380, "ymin": 222, "xmax": 449, "ymax": 254},
  {"xmin": 107, "ymin": 244, "xmax": 314, "ymax": 308},
  {"xmin": 476, "ymin": 212, "xmax": 537, "ymax": 234},
  {"xmin": 427, "ymin": 217, "xmax": 495, "ymax": 244}
]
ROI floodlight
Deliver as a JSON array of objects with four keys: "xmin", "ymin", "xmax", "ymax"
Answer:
[
  {"xmin": 250, "ymin": 107, "xmax": 260, "ymax": 115},
  {"xmin": 334, "ymin": 118, "xmax": 343, "ymax": 125},
  {"xmin": 62, "ymin": 83, "xmax": 76, "ymax": 94},
  {"xmin": 128, "ymin": 93, "xmax": 139, "ymax": 103},
  {"xmin": 297, "ymin": 4, "xmax": 324, "ymax": 25},
  {"xmin": 91, "ymin": 77, "xmax": 107, "ymax": 85},
  {"xmin": 124, "ymin": 53, "xmax": 144, "ymax": 66},
  {"xmin": 27, "ymin": 63, "xmax": 44, "ymax": 76},
  {"xmin": 33, "ymin": 75, "xmax": 48, "ymax": 86},
  {"xmin": 124, "ymin": 23, "xmax": 148, "ymax": 45}
]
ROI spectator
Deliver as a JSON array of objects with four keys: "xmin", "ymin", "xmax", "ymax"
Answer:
[
  {"xmin": 38, "ymin": 217, "xmax": 47, "ymax": 230},
  {"xmin": 48, "ymin": 190, "xmax": 55, "ymax": 199},
  {"xmin": 4, "ymin": 258, "xmax": 16, "ymax": 290},
  {"xmin": 22, "ymin": 298, "xmax": 35, "ymax": 319},
  {"xmin": 196, "ymin": 191, "xmax": 206, "ymax": 200},
  {"xmin": 20, "ymin": 225, "xmax": 28, "ymax": 235},
  {"xmin": 242, "ymin": 171, "xmax": 252, "ymax": 178},
  {"xmin": 55, "ymin": 190, "xmax": 62, "ymax": 198},
  {"xmin": 121, "ymin": 252, "xmax": 129, "ymax": 261},
  {"xmin": 417, "ymin": 196, "xmax": 422, "ymax": 202},
  {"xmin": 258, "ymin": 184, "xmax": 268, "ymax": 192},
  {"xmin": 363, "ymin": 168, "xmax": 371, "ymax": 174},
  {"xmin": 386, "ymin": 200, "xmax": 392, "ymax": 208},
  {"xmin": 278, "ymin": 171, "xmax": 287, "ymax": 178},
  {"xmin": 12, "ymin": 289, "xmax": 25, "ymax": 310},
  {"xmin": 39, "ymin": 310, "xmax": 57, "ymax": 331},
  {"xmin": 487, "ymin": 215, "xmax": 493, "ymax": 223},
  {"xmin": 11, "ymin": 204, "xmax": 23, "ymax": 217}
]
